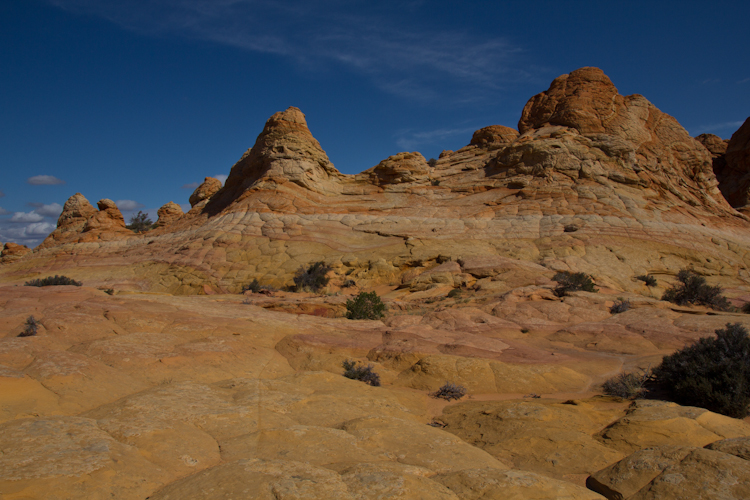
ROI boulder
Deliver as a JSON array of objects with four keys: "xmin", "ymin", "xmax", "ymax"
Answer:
[
  {"xmin": 587, "ymin": 446, "xmax": 750, "ymax": 500},
  {"xmin": 470, "ymin": 125, "xmax": 519, "ymax": 147},
  {"xmin": 365, "ymin": 152, "xmax": 431, "ymax": 187},
  {"xmin": 155, "ymin": 201, "xmax": 183, "ymax": 227},
  {"xmin": 188, "ymin": 177, "xmax": 222, "ymax": 208},
  {"xmin": 1, "ymin": 242, "xmax": 31, "ymax": 262}
]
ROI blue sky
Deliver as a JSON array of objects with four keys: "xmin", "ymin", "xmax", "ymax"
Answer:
[{"xmin": 2, "ymin": 0, "xmax": 749, "ymax": 247}]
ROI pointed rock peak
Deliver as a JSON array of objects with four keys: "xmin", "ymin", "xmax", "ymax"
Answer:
[
  {"xmin": 266, "ymin": 106, "xmax": 308, "ymax": 128},
  {"xmin": 470, "ymin": 125, "xmax": 519, "ymax": 147},
  {"xmin": 57, "ymin": 193, "xmax": 98, "ymax": 230},
  {"xmin": 219, "ymin": 107, "xmax": 342, "ymax": 199},
  {"xmin": 189, "ymin": 177, "xmax": 222, "ymax": 207},
  {"xmin": 518, "ymin": 67, "xmax": 619, "ymax": 134}
]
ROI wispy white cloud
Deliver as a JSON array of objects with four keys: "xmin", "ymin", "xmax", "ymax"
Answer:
[
  {"xmin": 738, "ymin": 78, "xmax": 750, "ymax": 84},
  {"xmin": 181, "ymin": 182, "xmax": 200, "ymax": 190},
  {"xmin": 0, "ymin": 190, "xmax": 5, "ymax": 197},
  {"xmin": 0, "ymin": 220, "xmax": 56, "ymax": 248},
  {"xmin": 0, "ymin": 207, "xmax": 9, "ymax": 216},
  {"xmin": 11, "ymin": 212, "xmax": 45, "ymax": 223},
  {"xmin": 115, "ymin": 199, "xmax": 145, "ymax": 211},
  {"xmin": 27, "ymin": 202, "xmax": 64, "ymax": 217},
  {"xmin": 27, "ymin": 175, "xmax": 66, "ymax": 185},
  {"xmin": 213, "ymin": 174, "xmax": 228, "ymax": 185},
  {"xmin": 395, "ymin": 126, "xmax": 477, "ymax": 151},
  {"xmin": 46, "ymin": 0, "xmax": 535, "ymax": 101},
  {"xmin": 694, "ymin": 120, "xmax": 745, "ymax": 135}
]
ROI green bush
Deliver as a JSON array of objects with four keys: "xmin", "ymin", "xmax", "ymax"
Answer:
[
  {"xmin": 447, "ymin": 288, "xmax": 462, "ymax": 298},
  {"xmin": 18, "ymin": 316, "xmax": 39, "ymax": 337},
  {"xmin": 431, "ymin": 382, "xmax": 467, "ymax": 401},
  {"xmin": 345, "ymin": 291, "xmax": 386, "ymax": 320},
  {"xmin": 293, "ymin": 261, "xmax": 331, "ymax": 292},
  {"xmin": 603, "ymin": 369, "xmax": 650, "ymax": 399},
  {"xmin": 650, "ymin": 323, "xmax": 750, "ymax": 418},
  {"xmin": 25, "ymin": 275, "xmax": 82, "ymax": 287},
  {"xmin": 636, "ymin": 274, "xmax": 657, "ymax": 287},
  {"xmin": 126, "ymin": 211, "xmax": 154, "ymax": 233},
  {"xmin": 342, "ymin": 360, "xmax": 380, "ymax": 386},
  {"xmin": 552, "ymin": 271, "xmax": 597, "ymax": 297},
  {"xmin": 661, "ymin": 269, "xmax": 731, "ymax": 311}
]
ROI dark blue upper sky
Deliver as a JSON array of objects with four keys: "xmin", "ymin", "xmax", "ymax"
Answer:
[{"xmin": 2, "ymin": 0, "xmax": 749, "ymax": 247}]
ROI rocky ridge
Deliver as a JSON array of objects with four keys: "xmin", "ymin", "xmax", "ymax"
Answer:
[{"xmin": 2, "ymin": 68, "xmax": 749, "ymax": 298}]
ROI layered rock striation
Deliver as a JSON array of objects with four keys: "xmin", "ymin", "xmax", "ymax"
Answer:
[{"xmin": 3, "ymin": 68, "xmax": 750, "ymax": 295}]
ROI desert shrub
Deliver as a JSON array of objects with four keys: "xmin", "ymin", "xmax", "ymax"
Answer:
[
  {"xmin": 126, "ymin": 211, "xmax": 154, "ymax": 233},
  {"xmin": 661, "ymin": 269, "xmax": 731, "ymax": 311},
  {"xmin": 431, "ymin": 382, "xmax": 467, "ymax": 401},
  {"xmin": 447, "ymin": 288, "xmax": 462, "ymax": 298},
  {"xmin": 603, "ymin": 369, "xmax": 651, "ymax": 399},
  {"xmin": 293, "ymin": 261, "xmax": 331, "ymax": 292},
  {"xmin": 636, "ymin": 274, "xmax": 657, "ymax": 287},
  {"xmin": 427, "ymin": 158, "xmax": 438, "ymax": 168},
  {"xmin": 25, "ymin": 275, "xmax": 82, "ymax": 287},
  {"xmin": 346, "ymin": 291, "xmax": 386, "ymax": 320},
  {"xmin": 650, "ymin": 323, "xmax": 750, "ymax": 418},
  {"xmin": 343, "ymin": 279, "xmax": 356, "ymax": 288},
  {"xmin": 342, "ymin": 360, "xmax": 380, "ymax": 386},
  {"xmin": 243, "ymin": 279, "xmax": 262, "ymax": 293},
  {"xmin": 610, "ymin": 299, "xmax": 631, "ymax": 314},
  {"xmin": 18, "ymin": 316, "xmax": 40, "ymax": 337},
  {"xmin": 552, "ymin": 271, "xmax": 597, "ymax": 297},
  {"xmin": 742, "ymin": 303, "xmax": 750, "ymax": 314},
  {"xmin": 103, "ymin": 288, "xmax": 114, "ymax": 295}
]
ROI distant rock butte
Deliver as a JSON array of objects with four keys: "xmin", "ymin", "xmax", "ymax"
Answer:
[{"xmin": 3, "ymin": 68, "xmax": 750, "ymax": 295}]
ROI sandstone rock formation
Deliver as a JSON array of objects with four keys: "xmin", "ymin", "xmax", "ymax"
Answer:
[
  {"xmin": 210, "ymin": 106, "xmax": 345, "ymax": 207},
  {"xmin": 3, "ymin": 66, "xmax": 750, "ymax": 499},
  {"xmin": 0, "ymin": 243, "xmax": 30, "ymax": 263},
  {"xmin": 587, "ymin": 443, "xmax": 750, "ymax": 499},
  {"xmin": 82, "ymin": 199, "xmax": 129, "ymax": 234},
  {"xmin": 188, "ymin": 177, "xmax": 222, "ymax": 208},
  {"xmin": 469, "ymin": 125, "xmax": 520, "ymax": 148},
  {"xmin": 55, "ymin": 192, "xmax": 98, "ymax": 233},
  {"xmin": 4, "ymin": 285, "xmax": 748, "ymax": 499},
  {"xmin": 721, "ymin": 117, "xmax": 750, "ymax": 209},
  {"xmin": 155, "ymin": 201, "xmax": 184, "ymax": 227},
  {"xmin": 363, "ymin": 152, "xmax": 432, "ymax": 188},
  {"xmin": 2, "ymin": 68, "xmax": 750, "ymax": 300}
]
